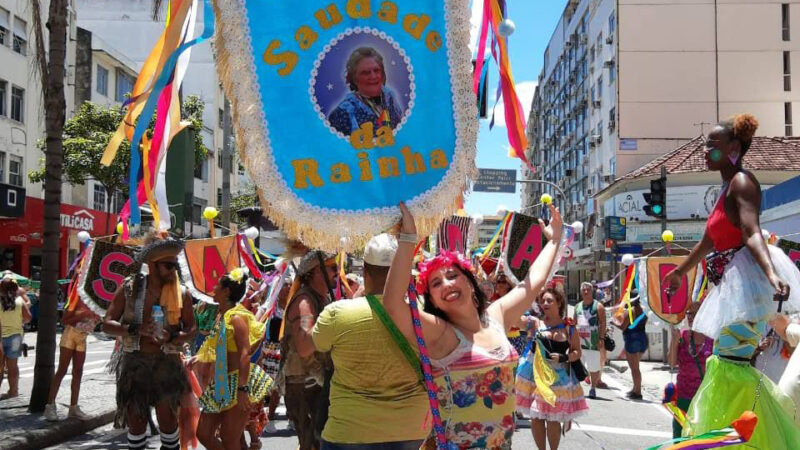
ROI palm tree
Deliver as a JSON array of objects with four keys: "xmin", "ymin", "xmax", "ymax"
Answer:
[{"xmin": 28, "ymin": 0, "xmax": 69, "ymax": 412}]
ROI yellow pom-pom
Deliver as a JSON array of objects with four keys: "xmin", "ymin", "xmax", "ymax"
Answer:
[
  {"xmin": 203, "ymin": 206, "xmax": 219, "ymax": 220},
  {"xmin": 116, "ymin": 222, "xmax": 124, "ymax": 234},
  {"xmin": 540, "ymin": 193, "xmax": 553, "ymax": 205},
  {"xmin": 662, "ymin": 230, "xmax": 674, "ymax": 242}
]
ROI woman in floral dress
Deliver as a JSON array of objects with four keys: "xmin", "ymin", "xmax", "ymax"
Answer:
[{"xmin": 382, "ymin": 202, "xmax": 564, "ymax": 449}]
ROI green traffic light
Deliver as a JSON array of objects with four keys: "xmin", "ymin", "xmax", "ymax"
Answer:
[{"xmin": 652, "ymin": 205, "xmax": 663, "ymax": 215}]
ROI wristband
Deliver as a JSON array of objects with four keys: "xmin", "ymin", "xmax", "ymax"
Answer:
[
  {"xmin": 557, "ymin": 353, "xmax": 569, "ymax": 363},
  {"xmin": 167, "ymin": 330, "xmax": 179, "ymax": 343},
  {"xmin": 398, "ymin": 233, "xmax": 418, "ymax": 244},
  {"xmin": 237, "ymin": 385, "xmax": 250, "ymax": 393},
  {"xmin": 127, "ymin": 323, "xmax": 139, "ymax": 336}
]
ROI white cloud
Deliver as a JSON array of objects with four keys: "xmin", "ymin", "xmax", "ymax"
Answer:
[
  {"xmin": 487, "ymin": 80, "xmax": 537, "ymax": 129},
  {"xmin": 468, "ymin": 0, "xmax": 482, "ymax": 56}
]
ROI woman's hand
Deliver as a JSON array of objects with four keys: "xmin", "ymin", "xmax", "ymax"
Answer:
[
  {"xmin": 538, "ymin": 204, "xmax": 562, "ymax": 243},
  {"xmin": 398, "ymin": 202, "xmax": 417, "ymax": 235},
  {"xmin": 662, "ymin": 269, "xmax": 683, "ymax": 296},
  {"xmin": 237, "ymin": 390, "xmax": 252, "ymax": 414},
  {"xmin": 769, "ymin": 274, "xmax": 790, "ymax": 300}
]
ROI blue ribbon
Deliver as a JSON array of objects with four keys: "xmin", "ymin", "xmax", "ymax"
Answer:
[
  {"xmin": 128, "ymin": 0, "xmax": 215, "ymax": 224},
  {"xmin": 628, "ymin": 312, "xmax": 646, "ymax": 330},
  {"xmin": 213, "ymin": 317, "xmax": 231, "ymax": 403}
]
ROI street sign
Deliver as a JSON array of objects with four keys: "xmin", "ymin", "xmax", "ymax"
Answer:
[
  {"xmin": 605, "ymin": 216, "xmax": 627, "ymax": 241},
  {"xmin": 473, "ymin": 168, "xmax": 517, "ymax": 193}
]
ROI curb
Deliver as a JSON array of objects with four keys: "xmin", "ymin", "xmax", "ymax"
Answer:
[
  {"xmin": 607, "ymin": 360, "xmax": 628, "ymax": 373},
  {"xmin": 0, "ymin": 409, "xmax": 116, "ymax": 450}
]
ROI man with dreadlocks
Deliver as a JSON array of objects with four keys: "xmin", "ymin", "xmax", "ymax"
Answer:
[
  {"xmin": 280, "ymin": 250, "xmax": 337, "ymax": 450},
  {"xmin": 103, "ymin": 232, "xmax": 196, "ymax": 450}
]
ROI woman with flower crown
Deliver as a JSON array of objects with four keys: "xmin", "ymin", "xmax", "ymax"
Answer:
[
  {"xmin": 192, "ymin": 268, "xmax": 273, "ymax": 450},
  {"xmin": 382, "ymin": 202, "xmax": 564, "ymax": 449}
]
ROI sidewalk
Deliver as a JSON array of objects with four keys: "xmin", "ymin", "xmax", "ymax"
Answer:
[
  {"xmin": 0, "ymin": 332, "xmax": 118, "ymax": 450},
  {"xmin": 607, "ymin": 358, "xmax": 676, "ymax": 401}
]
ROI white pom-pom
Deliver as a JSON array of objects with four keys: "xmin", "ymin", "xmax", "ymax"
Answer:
[
  {"xmin": 496, "ymin": 204, "xmax": 508, "ymax": 216},
  {"xmin": 761, "ymin": 229, "xmax": 771, "ymax": 241},
  {"xmin": 244, "ymin": 227, "xmax": 259, "ymax": 240},
  {"xmin": 497, "ymin": 18, "xmax": 516, "ymax": 37},
  {"xmin": 77, "ymin": 231, "xmax": 91, "ymax": 243},
  {"xmin": 571, "ymin": 221, "xmax": 584, "ymax": 235},
  {"xmin": 472, "ymin": 214, "xmax": 484, "ymax": 225},
  {"xmin": 275, "ymin": 258, "xmax": 286, "ymax": 272},
  {"xmin": 621, "ymin": 253, "xmax": 635, "ymax": 266}
]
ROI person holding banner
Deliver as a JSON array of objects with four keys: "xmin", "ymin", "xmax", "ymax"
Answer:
[
  {"xmin": 382, "ymin": 202, "xmax": 563, "ymax": 449},
  {"xmin": 103, "ymin": 234, "xmax": 196, "ymax": 450},
  {"xmin": 663, "ymin": 114, "xmax": 800, "ymax": 446},
  {"xmin": 573, "ymin": 282, "xmax": 607, "ymax": 399},
  {"xmin": 194, "ymin": 268, "xmax": 273, "ymax": 450}
]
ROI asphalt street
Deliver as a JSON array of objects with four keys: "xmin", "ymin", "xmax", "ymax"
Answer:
[{"xmin": 51, "ymin": 364, "xmax": 674, "ymax": 449}]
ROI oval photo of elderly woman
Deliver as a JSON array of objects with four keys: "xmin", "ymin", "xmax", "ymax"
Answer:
[{"xmin": 311, "ymin": 30, "xmax": 414, "ymax": 138}]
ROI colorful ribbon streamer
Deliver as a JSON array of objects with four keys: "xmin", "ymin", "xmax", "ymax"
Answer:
[{"xmin": 407, "ymin": 285, "xmax": 448, "ymax": 449}]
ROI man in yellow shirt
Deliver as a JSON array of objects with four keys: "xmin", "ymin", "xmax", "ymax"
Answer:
[{"xmin": 312, "ymin": 234, "xmax": 429, "ymax": 449}]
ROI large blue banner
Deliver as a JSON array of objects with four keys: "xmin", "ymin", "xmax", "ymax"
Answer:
[{"xmin": 214, "ymin": 0, "xmax": 477, "ymax": 250}]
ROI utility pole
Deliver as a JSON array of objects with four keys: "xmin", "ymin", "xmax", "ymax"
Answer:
[
  {"xmin": 660, "ymin": 164, "xmax": 668, "ymax": 364},
  {"xmin": 221, "ymin": 98, "xmax": 232, "ymax": 234},
  {"xmin": 660, "ymin": 165, "xmax": 667, "ymax": 234}
]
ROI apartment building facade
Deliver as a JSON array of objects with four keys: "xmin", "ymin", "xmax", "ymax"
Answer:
[{"xmin": 524, "ymin": 0, "xmax": 800, "ymax": 297}]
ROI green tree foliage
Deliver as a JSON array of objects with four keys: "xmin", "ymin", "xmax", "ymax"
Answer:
[
  {"xmin": 230, "ymin": 183, "xmax": 259, "ymax": 222},
  {"xmin": 28, "ymin": 96, "xmax": 210, "ymax": 212}
]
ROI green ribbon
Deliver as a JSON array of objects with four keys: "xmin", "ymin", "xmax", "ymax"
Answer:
[{"xmin": 366, "ymin": 294, "xmax": 423, "ymax": 383}]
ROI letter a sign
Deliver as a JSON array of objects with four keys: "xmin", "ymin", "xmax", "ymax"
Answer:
[
  {"xmin": 213, "ymin": 0, "xmax": 478, "ymax": 251},
  {"xmin": 179, "ymin": 235, "xmax": 243, "ymax": 303},
  {"xmin": 500, "ymin": 213, "xmax": 543, "ymax": 284}
]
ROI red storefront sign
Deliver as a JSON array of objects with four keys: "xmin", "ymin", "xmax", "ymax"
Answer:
[{"xmin": 0, "ymin": 197, "xmax": 117, "ymax": 278}]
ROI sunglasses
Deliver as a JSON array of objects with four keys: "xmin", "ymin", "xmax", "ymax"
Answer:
[{"xmin": 158, "ymin": 261, "xmax": 179, "ymax": 271}]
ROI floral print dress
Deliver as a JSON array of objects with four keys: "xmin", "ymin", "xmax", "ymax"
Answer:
[{"xmin": 430, "ymin": 318, "xmax": 519, "ymax": 450}]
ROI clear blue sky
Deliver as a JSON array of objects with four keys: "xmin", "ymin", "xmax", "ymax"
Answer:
[{"xmin": 464, "ymin": 1, "xmax": 564, "ymax": 216}]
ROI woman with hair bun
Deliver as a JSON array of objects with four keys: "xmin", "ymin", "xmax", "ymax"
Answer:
[
  {"xmin": 663, "ymin": 114, "xmax": 800, "ymax": 446},
  {"xmin": 194, "ymin": 268, "xmax": 273, "ymax": 450}
]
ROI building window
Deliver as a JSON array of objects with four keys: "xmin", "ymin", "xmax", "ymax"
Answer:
[
  {"xmin": 11, "ymin": 86, "xmax": 23, "ymax": 122},
  {"xmin": 218, "ymin": 108, "xmax": 224, "ymax": 128},
  {"xmin": 0, "ymin": 80, "xmax": 6, "ymax": 117},
  {"xmin": 784, "ymin": 51, "xmax": 792, "ymax": 91},
  {"xmin": 115, "ymin": 70, "xmax": 135, "ymax": 101},
  {"xmin": 96, "ymin": 65, "xmax": 108, "ymax": 96},
  {"xmin": 93, "ymin": 184, "xmax": 106, "ymax": 211},
  {"xmin": 0, "ymin": 151, "xmax": 5, "ymax": 183},
  {"xmin": 192, "ymin": 204, "xmax": 202, "ymax": 225},
  {"xmin": 12, "ymin": 17, "xmax": 26, "ymax": 55},
  {"xmin": 783, "ymin": 4, "xmax": 791, "ymax": 41},
  {"xmin": 8, "ymin": 155, "xmax": 22, "ymax": 186},
  {"xmin": 0, "ymin": 8, "xmax": 9, "ymax": 47},
  {"xmin": 217, "ymin": 188, "xmax": 222, "ymax": 206},
  {"xmin": 608, "ymin": 12, "xmax": 616, "ymax": 35},
  {"xmin": 112, "ymin": 191, "xmax": 125, "ymax": 213},
  {"xmin": 597, "ymin": 76, "xmax": 603, "ymax": 98},
  {"xmin": 786, "ymin": 102, "xmax": 793, "ymax": 136}
]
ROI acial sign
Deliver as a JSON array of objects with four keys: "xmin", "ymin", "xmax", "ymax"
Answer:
[
  {"xmin": 603, "ymin": 185, "xmax": 725, "ymax": 221},
  {"xmin": 214, "ymin": 0, "xmax": 477, "ymax": 251}
]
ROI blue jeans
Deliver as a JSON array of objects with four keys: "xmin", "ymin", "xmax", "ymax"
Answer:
[
  {"xmin": 321, "ymin": 439, "xmax": 425, "ymax": 450},
  {"xmin": 2, "ymin": 334, "xmax": 22, "ymax": 359}
]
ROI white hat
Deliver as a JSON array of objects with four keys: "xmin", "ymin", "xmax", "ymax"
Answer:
[{"xmin": 363, "ymin": 234, "xmax": 397, "ymax": 267}]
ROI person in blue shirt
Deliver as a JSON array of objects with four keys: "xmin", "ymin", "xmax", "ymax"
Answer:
[{"xmin": 328, "ymin": 47, "xmax": 404, "ymax": 136}]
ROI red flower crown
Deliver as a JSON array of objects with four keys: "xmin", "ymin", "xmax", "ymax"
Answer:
[{"xmin": 415, "ymin": 250, "xmax": 473, "ymax": 295}]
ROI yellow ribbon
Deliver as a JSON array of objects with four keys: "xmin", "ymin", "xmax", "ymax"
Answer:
[{"xmin": 533, "ymin": 339, "xmax": 557, "ymax": 406}]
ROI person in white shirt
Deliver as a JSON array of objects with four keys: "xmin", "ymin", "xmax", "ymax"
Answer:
[{"xmin": 769, "ymin": 313, "xmax": 800, "ymax": 419}]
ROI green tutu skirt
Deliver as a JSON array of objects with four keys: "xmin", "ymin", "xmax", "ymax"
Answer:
[
  {"xmin": 684, "ymin": 355, "xmax": 800, "ymax": 449},
  {"xmin": 199, "ymin": 364, "xmax": 273, "ymax": 413}
]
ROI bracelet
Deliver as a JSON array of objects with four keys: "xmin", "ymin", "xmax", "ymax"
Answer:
[
  {"xmin": 237, "ymin": 385, "xmax": 250, "ymax": 393},
  {"xmin": 127, "ymin": 323, "xmax": 139, "ymax": 336},
  {"xmin": 398, "ymin": 233, "xmax": 418, "ymax": 244},
  {"xmin": 557, "ymin": 353, "xmax": 569, "ymax": 363}
]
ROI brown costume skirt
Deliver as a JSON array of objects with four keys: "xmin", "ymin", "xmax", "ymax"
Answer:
[{"xmin": 115, "ymin": 351, "xmax": 190, "ymax": 427}]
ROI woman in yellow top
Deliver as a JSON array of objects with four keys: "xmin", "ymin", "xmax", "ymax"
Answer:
[{"xmin": 193, "ymin": 268, "xmax": 272, "ymax": 450}]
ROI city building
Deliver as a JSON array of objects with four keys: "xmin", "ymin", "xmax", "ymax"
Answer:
[
  {"xmin": 475, "ymin": 214, "xmax": 504, "ymax": 248},
  {"xmin": 591, "ymin": 137, "xmax": 800, "ymax": 289},
  {"xmin": 75, "ymin": 0, "xmax": 244, "ymax": 238},
  {"xmin": 523, "ymin": 0, "xmax": 800, "ymax": 299}
]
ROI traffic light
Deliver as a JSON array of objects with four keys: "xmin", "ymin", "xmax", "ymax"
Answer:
[{"xmin": 643, "ymin": 175, "xmax": 666, "ymax": 218}]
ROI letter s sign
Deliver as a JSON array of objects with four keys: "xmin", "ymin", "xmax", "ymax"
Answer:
[{"xmin": 92, "ymin": 252, "xmax": 134, "ymax": 302}]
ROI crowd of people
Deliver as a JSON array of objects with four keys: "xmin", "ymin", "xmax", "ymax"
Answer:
[{"xmin": 2, "ymin": 113, "xmax": 800, "ymax": 449}]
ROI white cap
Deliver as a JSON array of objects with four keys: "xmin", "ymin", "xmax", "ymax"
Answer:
[{"xmin": 363, "ymin": 234, "xmax": 398, "ymax": 267}]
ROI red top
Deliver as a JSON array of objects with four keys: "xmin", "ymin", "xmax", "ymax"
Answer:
[{"xmin": 705, "ymin": 187, "xmax": 744, "ymax": 251}]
